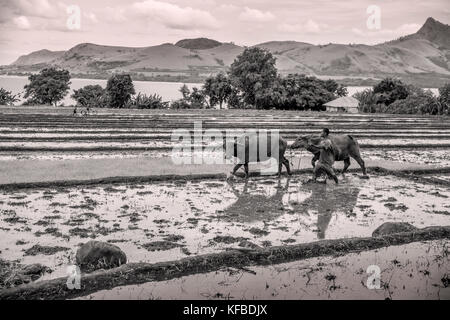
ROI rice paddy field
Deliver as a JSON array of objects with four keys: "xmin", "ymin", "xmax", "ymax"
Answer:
[{"xmin": 0, "ymin": 106, "xmax": 449, "ymax": 300}]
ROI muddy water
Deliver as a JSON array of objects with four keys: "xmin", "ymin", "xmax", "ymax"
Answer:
[
  {"xmin": 362, "ymin": 149, "xmax": 450, "ymax": 166},
  {"xmin": 1, "ymin": 174, "xmax": 449, "ymax": 280},
  {"xmin": 78, "ymin": 240, "xmax": 450, "ymax": 300},
  {"xmin": 0, "ymin": 148, "xmax": 449, "ymax": 167}
]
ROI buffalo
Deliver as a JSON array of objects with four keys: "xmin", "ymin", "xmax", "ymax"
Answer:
[
  {"xmin": 291, "ymin": 134, "xmax": 367, "ymax": 176},
  {"xmin": 224, "ymin": 132, "xmax": 291, "ymax": 178}
]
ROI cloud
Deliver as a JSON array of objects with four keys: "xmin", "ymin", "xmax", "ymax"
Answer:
[
  {"xmin": 11, "ymin": 0, "xmax": 60, "ymax": 19},
  {"xmin": 13, "ymin": 16, "xmax": 31, "ymax": 30},
  {"xmin": 130, "ymin": 0, "xmax": 220, "ymax": 30},
  {"xmin": 278, "ymin": 19, "xmax": 325, "ymax": 34},
  {"xmin": 352, "ymin": 23, "xmax": 421, "ymax": 37},
  {"xmin": 239, "ymin": 7, "xmax": 275, "ymax": 22}
]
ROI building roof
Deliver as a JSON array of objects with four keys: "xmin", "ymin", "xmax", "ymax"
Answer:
[{"xmin": 324, "ymin": 96, "xmax": 359, "ymax": 108}]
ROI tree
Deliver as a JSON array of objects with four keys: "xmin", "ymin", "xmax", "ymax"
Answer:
[
  {"xmin": 179, "ymin": 84, "xmax": 190, "ymax": 100},
  {"xmin": 202, "ymin": 73, "xmax": 233, "ymax": 109},
  {"xmin": 438, "ymin": 83, "xmax": 450, "ymax": 115},
  {"xmin": 24, "ymin": 68, "xmax": 71, "ymax": 106},
  {"xmin": 71, "ymin": 85, "xmax": 108, "ymax": 108},
  {"xmin": 106, "ymin": 74, "xmax": 135, "ymax": 108},
  {"xmin": 324, "ymin": 79, "xmax": 348, "ymax": 97},
  {"xmin": 373, "ymin": 78, "xmax": 409, "ymax": 106},
  {"xmin": 229, "ymin": 47, "xmax": 278, "ymax": 108},
  {"xmin": 276, "ymin": 74, "xmax": 337, "ymax": 111},
  {"xmin": 0, "ymin": 88, "xmax": 20, "ymax": 106}
]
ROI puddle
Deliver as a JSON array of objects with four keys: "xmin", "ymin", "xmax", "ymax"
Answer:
[
  {"xmin": 78, "ymin": 240, "xmax": 450, "ymax": 300},
  {"xmin": 363, "ymin": 149, "xmax": 450, "ymax": 166},
  {"xmin": 0, "ymin": 174, "xmax": 449, "ymax": 281}
]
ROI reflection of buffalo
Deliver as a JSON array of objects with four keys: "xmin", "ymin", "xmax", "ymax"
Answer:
[
  {"xmin": 288, "ymin": 182, "xmax": 361, "ymax": 239},
  {"xmin": 222, "ymin": 178, "xmax": 290, "ymax": 223}
]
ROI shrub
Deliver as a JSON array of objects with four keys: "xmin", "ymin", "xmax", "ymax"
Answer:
[
  {"xmin": 353, "ymin": 89, "xmax": 377, "ymax": 113},
  {"xmin": 71, "ymin": 85, "xmax": 108, "ymax": 108},
  {"xmin": 125, "ymin": 93, "xmax": 169, "ymax": 109},
  {"xmin": 170, "ymin": 99, "xmax": 192, "ymax": 109},
  {"xmin": 106, "ymin": 74, "xmax": 135, "ymax": 108},
  {"xmin": 0, "ymin": 88, "xmax": 20, "ymax": 106},
  {"xmin": 23, "ymin": 68, "xmax": 71, "ymax": 106},
  {"xmin": 387, "ymin": 89, "xmax": 440, "ymax": 115},
  {"xmin": 354, "ymin": 84, "xmax": 442, "ymax": 115},
  {"xmin": 170, "ymin": 85, "xmax": 207, "ymax": 109}
]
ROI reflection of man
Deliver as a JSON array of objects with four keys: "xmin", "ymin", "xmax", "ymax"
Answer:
[
  {"xmin": 311, "ymin": 137, "xmax": 339, "ymax": 184},
  {"xmin": 294, "ymin": 183, "xmax": 361, "ymax": 239}
]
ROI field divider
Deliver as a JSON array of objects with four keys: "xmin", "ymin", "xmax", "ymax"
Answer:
[
  {"xmin": 0, "ymin": 226, "xmax": 449, "ymax": 300},
  {"xmin": 2, "ymin": 166, "xmax": 450, "ymax": 191},
  {"xmin": 2, "ymin": 144, "xmax": 450, "ymax": 152}
]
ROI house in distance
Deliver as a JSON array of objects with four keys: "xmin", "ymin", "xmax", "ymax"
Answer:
[{"xmin": 324, "ymin": 96, "xmax": 360, "ymax": 113}]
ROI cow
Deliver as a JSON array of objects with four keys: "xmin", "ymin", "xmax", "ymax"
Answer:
[
  {"xmin": 224, "ymin": 132, "xmax": 291, "ymax": 178},
  {"xmin": 291, "ymin": 134, "xmax": 367, "ymax": 176}
]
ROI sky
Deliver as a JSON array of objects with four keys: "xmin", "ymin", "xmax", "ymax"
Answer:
[{"xmin": 0, "ymin": 0, "xmax": 449, "ymax": 65}]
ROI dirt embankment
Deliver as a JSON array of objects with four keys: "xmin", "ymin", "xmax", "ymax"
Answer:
[{"xmin": 1, "ymin": 226, "xmax": 449, "ymax": 300}]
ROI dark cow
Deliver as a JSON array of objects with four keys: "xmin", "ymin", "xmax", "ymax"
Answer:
[
  {"xmin": 291, "ymin": 134, "xmax": 367, "ymax": 176},
  {"xmin": 224, "ymin": 132, "xmax": 291, "ymax": 178}
]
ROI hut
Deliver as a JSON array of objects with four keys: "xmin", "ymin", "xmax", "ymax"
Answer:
[{"xmin": 324, "ymin": 96, "xmax": 359, "ymax": 113}]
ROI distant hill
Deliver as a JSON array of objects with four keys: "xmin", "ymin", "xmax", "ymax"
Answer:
[
  {"xmin": 3, "ymin": 18, "xmax": 450, "ymax": 85},
  {"xmin": 175, "ymin": 38, "xmax": 222, "ymax": 50}
]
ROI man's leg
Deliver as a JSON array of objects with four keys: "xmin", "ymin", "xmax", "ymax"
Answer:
[{"xmin": 323, "ymin": 165, "xmax": 338, "ymax": 184}]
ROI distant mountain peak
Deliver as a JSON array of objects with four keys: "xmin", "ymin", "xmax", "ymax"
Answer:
[
  {"xmin": 175, "ymin": 38, "xmax": 222, "ymax": 50},
  {"xmin": 416, "ymin": 17, "xmax": 450, "ymax": 47}
]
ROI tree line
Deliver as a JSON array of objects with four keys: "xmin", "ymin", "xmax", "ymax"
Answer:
[
  {"xmin": 0, "ymin": 47, "xmax": 449, "ymax": 115},
  {"xmin": 354, "ymin": 78, "xmax": 449, "ymax": 115}
]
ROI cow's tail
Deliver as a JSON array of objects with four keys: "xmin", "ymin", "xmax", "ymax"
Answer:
[{"xmin": 348, "ymin": 135, "xmax": 361, "ymax": 152}]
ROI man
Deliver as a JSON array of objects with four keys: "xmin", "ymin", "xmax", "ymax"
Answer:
[
  {"xmin": 320, "ymin": 128, "xmax": 330, "ymax": 138},
  {"xmin": 311, "ymin": 135, "xmax": 339, "ymax": 184}
]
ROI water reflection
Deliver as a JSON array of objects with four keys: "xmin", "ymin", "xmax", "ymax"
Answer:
[
  {"xmin": 223, "ymin": 177, "xmax": 361, "ymax": 239},
  {"xmin": 289, "ymin": 182, "xmax": 361, "ymax": 239},
  {"xmin": 222, "ymin": 178, "xmax": 290, "ymax": 223}
]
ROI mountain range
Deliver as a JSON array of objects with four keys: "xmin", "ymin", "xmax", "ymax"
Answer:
[{"xmin": 2, "ymin": 17, "xmax": 450, "ymax": 85}]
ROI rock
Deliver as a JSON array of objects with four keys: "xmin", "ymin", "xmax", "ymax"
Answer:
[
  {"xmin": 21, "ymin": 263, "xmax": 51, "ymax": 276},
  {"xmin": 76, "ymin": 241, "xmax": 127, "ymax": 272},
  {"xmin": 372, "ymin": 222, "xmax": 418, "ymax": 237},
  {"xmin": 0, "ymin": 261, "xmax": 51, "ymax": 288},
  {"xmin": 238, "ymin": 240, "xmax": 262, "ymax": 250}
]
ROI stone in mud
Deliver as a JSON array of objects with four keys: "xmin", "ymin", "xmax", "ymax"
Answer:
[
  {"xmin": 0, "ymin": 260, "xmax": 51, "ymax": 288},
  {"xmin": 20, "ymin": 264, "xmax": 52, "ymax": 281},
  {"xmin": 238, "ymin": 240, "xmax": 262, "ymax": 250},
  {"xmin": 372, "ymin": 222, "xmax": 418, "ymax": 237},
  {"xmin": 76, "ymin": 241, "xmax": 127, "ymax": 272}
]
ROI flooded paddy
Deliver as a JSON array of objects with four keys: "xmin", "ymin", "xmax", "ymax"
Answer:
[
  {"xmin": 0, "ymin": 108, "xmax": 449, "ymax": 299},
  {"xmin": 1, "ymin": 174, "xmax": 449, "ymax": 282},
  {"xmin": 79, "ymin": 240, "xmax": 450, "ymax": 300},
  {"xmin": 1, "ymin": 148, "xmax": 449, "ymax": 168}
]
